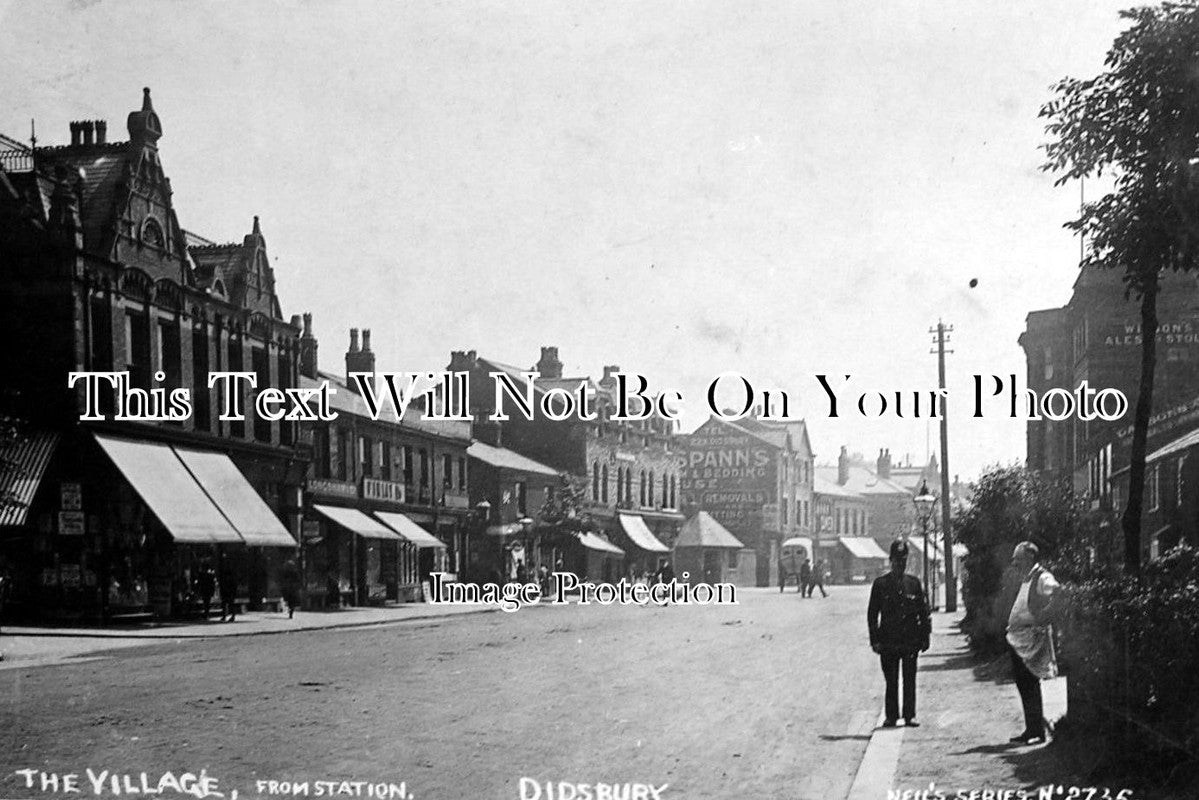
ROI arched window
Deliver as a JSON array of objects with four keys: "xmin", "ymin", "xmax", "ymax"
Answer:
[
  {"xmin": 639, "ymin": 470, "xmax": 646, "ymax": 507},
  {"xmin": 592, "ymin": 462, "xmax": 600, "ymax": 501},
  {"xmin": 625, "ymin": 469, "xmax": 632, "ymax": 504},
  {"xmin": 141, "ymin": 217, "xmax": 164, "ymax": 249},
  {"xmin": 616, "ymin": 467, "xmax": 624, "ymax": 504},
  {"xmin": 601, "ymin": 465, "xmax": 609, "ymax": 504},
  {"xmin": 661, "ymin": 472, "xmax": 668, "ymax": 507},
  {"xmin": 648, "ymin": 472, "xmax": 655, "ymax": 508},
  {"xmin": 669, "ymin": 474, "xmax": 676, "ymax": 509}
]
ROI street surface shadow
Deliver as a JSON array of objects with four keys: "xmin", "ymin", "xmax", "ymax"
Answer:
[
  {"xmin": 918, "ymin": 649, "xmax": 977, "ymax": 672},
  {"xmin": 818, "ymin": 734, "xmax": 873, "ymax": 741},
  {"xmin": 949, "ymin": 742, "xmax": 1027, "ymax": 755}
]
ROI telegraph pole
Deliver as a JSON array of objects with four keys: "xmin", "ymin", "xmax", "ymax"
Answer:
[{"xmin": 930, "ymin": 321, "xmax": 956, "ymax": 612}]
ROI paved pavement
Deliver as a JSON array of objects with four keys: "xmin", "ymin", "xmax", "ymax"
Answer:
[
  {"xmin": 850, "ymin": 606, "xmax": 1080, "ymax": 800},
  {"xmin": 0, "ymin": 602, "xmax": 495, "ymax": 670}
]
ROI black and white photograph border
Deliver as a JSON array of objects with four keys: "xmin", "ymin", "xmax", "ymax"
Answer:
[{"xmin": 2, "ymin": 2, "xmax": 1199, "ymax": 799}]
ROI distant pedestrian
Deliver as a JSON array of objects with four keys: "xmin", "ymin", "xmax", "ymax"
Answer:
[
  {"xmin": 538, "ymin": 564, "xmax": 550, "ymax": 594},
  {"xmin": 280, "ymin": 557, "xmax": 301, "ymax": 620},
  {"xmin": 810, "ymin": 559, "xmax": 828, "ymax": 598},
  {"xmin": 799, "ymin": 558, "xmax": 812, "ymax": 597},
  {"xmin": 657, "ymin": 560, "xmax": 675, "ymax": 584},
  {"xmin": 867, "ymin": 540, "xmax": 931, "ymax": 728},
  {"xmin": 1005, "ymin": 541, "xmax": 1060, "ymax": 745},
  {"xmin": 778, "ymin": 555, "xmax": 787, "ymax": 593},
  {"xmin": 218, "ymin": 561, "xmax": 239, "ymax": 622},
  {"xmin": 515, "ymin": 561, "xmax": 528, "ymax": 584},
  {"xmin": 196, "ymin": 562, "xmax": 217, "ymax": 620}
]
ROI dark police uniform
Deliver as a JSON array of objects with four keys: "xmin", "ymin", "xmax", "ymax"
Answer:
[{"xmin": 867, "ymin": 540, "xmax": 931, "ymax": 725}]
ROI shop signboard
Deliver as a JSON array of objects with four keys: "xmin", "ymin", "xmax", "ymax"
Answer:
[
  {"xmin": 58, "ymin": 511, "xmax": 85, "ymax": 536},
  {"xmin": 60, "ymin": 482, "xmax": 82, "ymax": 511}
]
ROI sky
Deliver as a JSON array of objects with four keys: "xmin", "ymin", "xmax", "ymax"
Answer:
[{"xmin": 0, "ymin": 0, "xmax": 1138, "ymax": 481}]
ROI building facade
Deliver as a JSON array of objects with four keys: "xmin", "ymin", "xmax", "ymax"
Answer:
[
  {"xmin": 680, "ymin": 415, "xmax": 813, "ymax": 586},
  {"xmin": 299, "ymin": 327, "xmax": 472, "ymax": 606},
  {"xmin": 449, "ymin": 347, "xmax": 684, "ymax": 575},
  {"xmin": 0, "ymin": 90, "xmax": 304, "ymax": 620},
  {"xmin": 1020, "ymin": 264, "xmax": 1199, "ymax": 558}
]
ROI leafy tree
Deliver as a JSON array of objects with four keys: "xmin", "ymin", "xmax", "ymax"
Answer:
[
  {"xmin": 536, "ymin": 473, "xmax": 597, "ymax": 535},
  {"xmin": 955, "ymin": 465, "xmax": 1101, "ymax": 653},
  {"xmin": 1041, "ymin": 3, "xmax": 1199, "ymax": 573}
]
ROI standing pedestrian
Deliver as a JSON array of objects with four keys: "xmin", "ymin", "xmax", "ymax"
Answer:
[
  {"xmin": 810, "ymin": 559, "xmax": 828, "ymax": 598},
  {"xmin": 1005, "ymin": 541, "xmax": 1060, "ymax": 745},
  {"xmin": 867, "ymin": 540, "xmax": 931, "ymax": 727},
  {"xmin": 280, "ymin": 557, "xmax": 301, "ymax": 620},
  {"xmin": 218, "ymin": 559, "xmax": 239, "ymax": 622},
  {"xmin": 799, "ymin": 558, "xmax": 812, "ymax": 597},
  {"xmin": 196, "ymin": 561, "xmax": 217, "ymax": 620}
]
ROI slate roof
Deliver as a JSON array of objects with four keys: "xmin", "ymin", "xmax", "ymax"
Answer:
[
  {"xmin": 467, "ymin": 441, "xmax": 559, "ymax": 476},
  {"xmin": 300, "ymin": 372, "xmax": 472, "ymax": 442},
  {"xmin": 815, "ymin": 464, "xmax": 911, "ymax": 497},
  {"xmin": 674, "ymin": 511, "xmax": 745, "ymax": 549}
]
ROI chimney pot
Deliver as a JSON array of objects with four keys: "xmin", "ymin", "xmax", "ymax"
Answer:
[
  {"xmin": 362, "ymin": 329, "xmax": 371, "ymax": 352},
  {"xmin": 349, "ymin": 328, "xmax": 360, "ymax": 353},
  {"xmin": 302, "ymin": 312, "xmax": 313, "ymax": 337},
  {"xmin": 81, "ymin": 120, "xmax": 94, "ymax": 145},
  {"xmin": 290, "ymin": 314, "xmax": 302, "ymax": 328},
  {"xmin": 95, "ymin": 120, "xmax": 107, "ymax": 144}
]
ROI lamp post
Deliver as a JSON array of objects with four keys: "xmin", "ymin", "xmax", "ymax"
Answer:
[{"xmin": 912, "ymin": 479, "xmax": 938, "ymax": 608}]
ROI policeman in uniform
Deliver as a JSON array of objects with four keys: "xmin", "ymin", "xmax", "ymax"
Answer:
[{"xmin": 867, "ymin": 540, "xmax": 931, "ymax": 727}]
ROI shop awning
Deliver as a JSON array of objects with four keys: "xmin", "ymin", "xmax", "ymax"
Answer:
[
  {"xmin": 94, "ymin": 433, "xmax": 242, "ymax": 544},
  {"xmin": 0, "ymin": 430, "xmax": 58, "ymax": 527},
  {"xmin": 578, "ymin": 532, "xmax": 625, "ymax": 556},
  {"xmin": 313, "ymin": 504, "xmax": 402, "ymax": 541},
  {"xmin": 174, "ymin": 448, "xmax": 296, "ymax": 547},
  {"xmin": 781, "ymin": 536, "xmax": 814, "ymax": 551},
  {"xmin": 618, "ymin": 513, "xmax": 670, "ymax": 553},
  {"xmin": 838, "ymin": 537, "xmax": 889, "ymax": 560},
  {"xmin": 374, "ymin": 511, "xmax": 446, "ymax": 547}
]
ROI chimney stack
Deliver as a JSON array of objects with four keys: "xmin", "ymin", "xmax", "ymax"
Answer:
[
  {"xmin": 95, "ymin": 120, "xmax": 107, "ymax": 144},
  {"xmin": 876, "ymin": 448, "xmax": 892, "ymax": 480},
  {"xmin": 837, "ymin": 446, "xmax": 850, "ymax": 486},
  {"xmin": 535, "ymin": 346, "xmax": 563, "ymax": 379},
  {"xmin": 345, "ymin": 327, "xmax": 376, "ymax": 392},
  {"xmin": 299, "ymin": 312, "xmax": 319, "ymax": 379},
  {"xmin": 81, "ymin": 121, "xmax": 94, "ymax": 145},
  {"xmin": 448, "ymin": 350, "xmax": 478, "ymax": 372},
  {"xmin": 599, "ymin": 365, "xmax": 621, "ymax": 388}
]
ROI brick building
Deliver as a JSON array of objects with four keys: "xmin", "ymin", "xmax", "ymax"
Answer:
[
  {"xmin": 680, "ymin": 415, "xmax": 813, "ymax": 586},
  {"xmin": 298, "ymin": 327, "xmax": 471, "ymax": 606},
  {"xmin": 448, "ymin": 347, "xmax": 684, "ymax": 576},
  {"xmin": 0, "ymin": 90, "xmax": 303, "ymax": 619},
  {"xmin": 1020, "ymin": 265, "xmax": 1199, "ymax": 558}
]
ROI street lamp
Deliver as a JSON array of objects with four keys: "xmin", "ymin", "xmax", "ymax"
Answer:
[{"xmin": 912, "ymin": 479, "xmax": 938, "ymax": 608}]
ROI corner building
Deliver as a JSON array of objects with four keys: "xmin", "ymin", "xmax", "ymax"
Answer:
[{"xmin": 0, "ymin": 90, "xmax": 304, "ymax": 620}]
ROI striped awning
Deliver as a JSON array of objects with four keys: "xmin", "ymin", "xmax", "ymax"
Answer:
[
  {"xmin": 0, "ymin": 430, "xmax": 59, "ymax": 526},
  {"xmin": 578, "ymin": 532, "xmax": 625, "ymax": 556},
  {"xmin": 618, "ymin": 513, "xmax": 670, "ymax": 553}
]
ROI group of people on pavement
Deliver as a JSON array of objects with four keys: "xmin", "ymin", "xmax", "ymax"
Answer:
[
  {"xmin": 192, "ymin": 557, "xmax": 302, "ymax": 622},
  {"xmin": 779, "ymin": 556, "xmax": 828, "ymax": 597},
  {"xmin": 867, "ymin": 538, "xmax": 1059, "ymax": 745}
]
